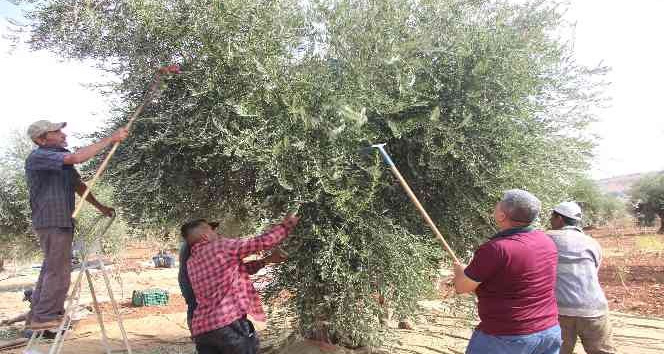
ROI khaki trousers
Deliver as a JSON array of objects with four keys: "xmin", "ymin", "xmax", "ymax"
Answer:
[{"xmin": 559, "ymin": 315, "xmax": 618, "ymax": 354}]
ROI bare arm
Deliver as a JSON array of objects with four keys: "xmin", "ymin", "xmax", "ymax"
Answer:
[
  {"xmin": 242, "ymin": 260, "xmax": 266, "ymax": 275},
  {"xmin": 75, "ymin": 182, "xmax": 113, "ymax": 217},
  {"xmin": 63, "ymin": 128, "xmax": 128, "ymax": 165},
  {"xmin": 453, "ymin": 263, "xmax": 481, "ymax": 294}
]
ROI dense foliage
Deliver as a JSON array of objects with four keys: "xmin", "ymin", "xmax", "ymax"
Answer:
[
  {"xmin": 0, "ymin": 130, "xmax": 38, "ymax": 265},
  {"xmin": 630, "ymin": 173, "xmax": 664, "ymax": 233},
  {"xmin": 20, "ymin": 0, "xmax": 607, "ymax": 346}
]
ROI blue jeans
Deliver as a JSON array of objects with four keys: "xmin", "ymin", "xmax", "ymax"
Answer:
[{"xmin": 466, "ymin": 325, "xmax": 562, "ymax": 354}]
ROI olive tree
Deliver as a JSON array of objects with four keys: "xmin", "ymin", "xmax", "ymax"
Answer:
[
  {"xmin": 0, "ymin": 130, "xmax": 37, "ymax": 270},
  {"xmin": 19, "ymin": 0, "xmax": 607, "ymax": 346},
  {"xmin": 568, "ymin": 177, "xmax": 626, "ymax": 227}
]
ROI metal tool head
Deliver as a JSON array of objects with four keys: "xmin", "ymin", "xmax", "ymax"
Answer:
[
  {"xmin": 357, "ymin": 140, "xmax": 378, "ymax": 156},
  {"xmin": 358, "ymin": 142, "xmax": 394, "ymax": 166},
  {"xmin": 357, "ymin": 146, "xmax": 374, "ymax": 156}
]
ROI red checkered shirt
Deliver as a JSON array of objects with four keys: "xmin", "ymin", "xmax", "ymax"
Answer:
[{"xmin": 187, "ymin": 221, "xmax": 295, "ymax": 336}]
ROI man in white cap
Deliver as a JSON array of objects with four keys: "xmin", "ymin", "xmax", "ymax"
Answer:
[
  {"xmin": 548, "ymin": 201, "xmax": 617, "ymax": 354},
  {"xmin": 25, "ymin": 120, "xmax": 128, "ymax": 330}
]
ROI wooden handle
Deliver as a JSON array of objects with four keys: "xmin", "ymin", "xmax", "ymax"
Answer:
[
  {"xmin": 72, "ymin": 142, "xmax": 121, "ymax": 218},
  {"xmin": 388, "ymin": 165, "xmax": 461, "ymax": 264},
  {"xmin": 72, "ymin": 71, "xmax": 165, "ymax": 218}
]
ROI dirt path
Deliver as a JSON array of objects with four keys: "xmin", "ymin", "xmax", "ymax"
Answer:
[
  {"xmin": 2, "ymin": 235, "xmax": 664, "ymax": 354},
  {"xmin": 4, "ymin": 299, "xmax": 661, "ymax": 354},
  {"xmin": 609, "ymin": 312, "xmax": 664, "ymax": 353}
]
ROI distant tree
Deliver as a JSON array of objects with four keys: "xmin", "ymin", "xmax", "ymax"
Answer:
[
  {"xmin": 568, "ymin": 177, "xmax": 626, "ymax": 227},
  {"xmin": 630, "ymin": 174, "xmax": 664, "ymax": 234}
]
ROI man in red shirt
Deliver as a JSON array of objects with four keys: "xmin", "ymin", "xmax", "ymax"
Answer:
[
  {"xmin": 181, "ymin": 214, "xmax": 299, "ymax": 354},
  {"xmin": 454, "ymin": 189, "xmax": 561, "ymax": 354}
]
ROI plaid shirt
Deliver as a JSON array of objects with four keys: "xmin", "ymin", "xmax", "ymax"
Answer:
[
  {"xmin": 179, "ymin": 242, "xmax": 265, "ymax": 331},
  {"xmin": 25, "ymin": 146, "xmax": 81, "ymax": 229},
  {"xmin": 187, "ymin": 220, "xmax": 295, "ymax": 336}
]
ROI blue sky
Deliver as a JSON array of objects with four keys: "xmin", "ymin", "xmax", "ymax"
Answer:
[{"xmin": 1, "ymin": 0, "xmax": 662, "ymax": 179}]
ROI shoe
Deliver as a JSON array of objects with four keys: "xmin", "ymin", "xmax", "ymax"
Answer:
[
  {"xmin": 398, "ymin": 320, "xmax": 415, "ymax": 330},
  {"xmin": 22, "ymin": 329, "xmax": 64, "ymax": 339},
  {"xmin": 27, "ymin": 319, "xmax": 61, "ymax": 330},
  {"xmin": 42, "ymin": 330, "xmax": 63, "ymax": 339}
]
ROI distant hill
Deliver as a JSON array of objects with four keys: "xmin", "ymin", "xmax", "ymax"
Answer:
[{"xmin": 597, "ymin": 171, "xmax": 664, "ymax": 198}]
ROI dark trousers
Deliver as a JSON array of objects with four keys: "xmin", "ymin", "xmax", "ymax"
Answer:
[
  {"xmin": 31, "ymin": 227, "xmax": 73, "ymax": 322},
  {"xmin": 195, "ymin": 317, "xmax": 259, "ymax": 354}
]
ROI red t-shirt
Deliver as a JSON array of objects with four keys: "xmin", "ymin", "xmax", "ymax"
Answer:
[{"xmin": 464, "ymin": 227, "xmax": 558, "ymax": 335}]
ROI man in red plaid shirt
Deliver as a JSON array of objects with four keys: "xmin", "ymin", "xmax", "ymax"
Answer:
[{"xmin": 181, "ymin": 214, "xmax": 299, "ymax": 354}]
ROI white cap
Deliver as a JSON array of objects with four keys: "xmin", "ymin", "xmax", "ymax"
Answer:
[{"xmin": 553, "ymin": 201, "xmax": 582, "ymax": 221}]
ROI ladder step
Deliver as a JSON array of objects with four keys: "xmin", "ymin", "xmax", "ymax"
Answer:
[{"xmin": 23, "ymin": 257, "xmax": 131, "ymax": 354}]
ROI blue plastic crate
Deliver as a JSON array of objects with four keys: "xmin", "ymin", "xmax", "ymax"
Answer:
[{"xmin": 152, "ymin": 254, "xmax": 175, "ymax": 268}]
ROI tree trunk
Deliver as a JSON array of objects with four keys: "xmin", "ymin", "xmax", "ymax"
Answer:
[
  {"xmin": 0, "ymin": 258, "xmax": 4, "ymax": 272},
  {"xmin": 658, "ymin": 212, "xmax": 664, "ymax": 234}
]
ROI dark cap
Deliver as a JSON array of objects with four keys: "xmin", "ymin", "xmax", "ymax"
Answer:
[
  {"xmin": 23, "ymin": 288, "xmax": 34, "ymax": 302},
  {"xmin": 180, "ymin": 219, "xmax": 219, "ymax": 238}
]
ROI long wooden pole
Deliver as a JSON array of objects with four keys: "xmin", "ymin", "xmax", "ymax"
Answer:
[
  {"xmin": 72, "ymin": 67, "xmax": 176, "ymax": 218},
  {"xmin": 372, "ymin": 144, "xmax": 461, "ymax": 264}
]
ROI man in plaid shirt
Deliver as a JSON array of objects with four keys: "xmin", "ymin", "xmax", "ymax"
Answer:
[
  {"xmin": 178, "ymin": 221, "xmax": 287, "ymax": 342},
  {"xmin": 24, "ymin": 120, "xmax": 128, "ymax": 330},
  {"xmin": 181, "ymin": 214, "xmax": 299, "ymax": 353}
]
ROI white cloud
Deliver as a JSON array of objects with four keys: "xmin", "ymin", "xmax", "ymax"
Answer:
[{"xmin": 565, "ymin": 0, "xmax": 664, "ymax": 178}]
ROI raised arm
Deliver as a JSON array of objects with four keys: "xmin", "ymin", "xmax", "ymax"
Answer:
[
  {"xmin": 225, "ymin": 215, "xmax": 299, "ymax": 259},
  {"xmin": 63, "ymin": 128, "xmax": 128, "ymax": 165}
]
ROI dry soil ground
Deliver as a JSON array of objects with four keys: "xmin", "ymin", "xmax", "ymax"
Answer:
[{"xmin": 1, "ymin": 231, "xmax": 663, "ymax": 354}]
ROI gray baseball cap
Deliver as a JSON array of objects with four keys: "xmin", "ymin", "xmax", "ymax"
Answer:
[{"xmin": 27, "ymin": 120, "xmax": 66, "ymax": 140}]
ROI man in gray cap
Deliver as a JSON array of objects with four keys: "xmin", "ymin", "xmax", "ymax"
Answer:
[
  {"xmin": 548, "ymin": 202, "xmax": 617, "ymax": 354},
  {"xmin": 25, "ymin": 120, "xmax": 128, "ymax": 330}
]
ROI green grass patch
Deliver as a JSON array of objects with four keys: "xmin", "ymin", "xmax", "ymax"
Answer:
[{"xmin": 635, "ymin": 234, "xmax": 664, "ymax": 252}]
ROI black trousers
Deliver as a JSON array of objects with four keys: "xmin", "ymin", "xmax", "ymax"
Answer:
[{"xmin": 195, "ymin": 317, "xmax": 259, "ymax": 354}]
